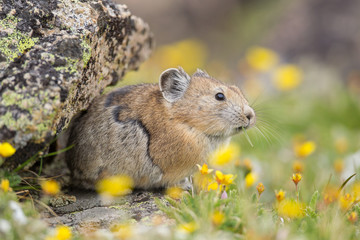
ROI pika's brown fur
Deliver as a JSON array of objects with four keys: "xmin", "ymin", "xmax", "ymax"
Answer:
[{"xmin": 65, "ymin": 68, "xmax": 255, "ymax": 190}]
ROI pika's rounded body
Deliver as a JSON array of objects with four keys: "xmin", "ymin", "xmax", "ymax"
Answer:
[{"xmin": 66, "ymin": 68, "xmax": 255, "ymax": 189}]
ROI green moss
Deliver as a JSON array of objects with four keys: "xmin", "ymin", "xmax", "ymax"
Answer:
[
  {"xmin": 54, "ymin": 57, "xmax": 79, "ymax": 74},
  {"xmin": 0, "ymin": 90, "xmax": 59, "ymax": 139},
  {"xmin": 81, "ymin": 38, "xmax": 91, "ymax": 68},
  {"xmin": 0, "ymin": 15, "xmax": 38, "ymax": 63}
]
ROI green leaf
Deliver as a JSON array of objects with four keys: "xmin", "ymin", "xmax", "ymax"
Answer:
[{"xmin": 309, "ymin": 190, "xmax": 319, "ymax": 210}]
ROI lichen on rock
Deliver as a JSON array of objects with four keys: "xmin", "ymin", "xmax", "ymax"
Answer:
[{"xmin": 0, "ymin": 0, "xmax": 153, "ymax": 167}]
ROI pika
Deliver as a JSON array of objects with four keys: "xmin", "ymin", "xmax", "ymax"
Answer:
[{"xmin": 65, "ymin": 67, "xmax": 255, "ymax": 190}]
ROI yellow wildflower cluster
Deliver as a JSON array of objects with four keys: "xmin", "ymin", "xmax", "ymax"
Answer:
[
  {"xmin": 294, "ymin": 141, "xmax": 316, "ymax": 158},
  {"xmin": 1, "ymin": 179, "xmax": 11, "ymax": 193},
  {"xmin": 335, "ymin": 137, "xmax": 348, "ymax": 154},
  {"xmin": 178, "ymin": 221, "xmax": 198, "ymax": 234},
  {"xmin": 273, "ymin": 64, "xmax": 303, "ymax": 91},
  {"xmin": 277, "ymin": 199, "xmax": 305, "ymax": 219},
  {"xmin": 111, "ymin": 223, "xmax": 133, "ymax": 239},
  {"xmin": 154, "ymin": 39, "xmax": 207, "ymax": 73},
  {"xmin": 245, "ymin": 47, "xmax": 278, "ymax": 72},
  {"xmin": 45, "ymin": 225, "xmax": 72, "ymax": 240},
  {"xmin": 256, "ymin": 182, "xmax": 265, "ymax": 196},
  {"xmin": 323, "ymin": 185, "xmax": 339, "ymax": 205},
  {"xmin": 245, "ymin": 172, "xmax": 258, "ymax": 188},
  {"xmin": 194, "ymin": 164, "xmax": 235, "ymax": 192},
  {"xmin": 0, "ymin": 142, "xmax": 16, "ymax": 158},
  {"xmin": 209, "ymin": 143, "xmax": 240, "ymax": 167},
  {"xmin": 166, "ymin": 187, "xmax": 185, "ymax": 200},
  {"xmin": 275, "ymin": 190, "xmax": 286, "ymax": 202},
  {"xmin": 96, "ymin": 175, "xmax": 133, "ymax": 198},
  {"xmin": 41, "ymin": 179, "xmax": 60, "ymax": 196},
  {"xmin": 339, "ymin": 193, "xmax": 355, "ymax": 211},
  {"xmin": 211, "ymin": 210, "xmax": 225, "ymax": 226},
  {"xmin": 292, "ymin": 173, "xmax": 302, "ymax": 186},
  {"xmin": 348, "ymin": 211, "xmax": 358, "ymax": 223}
]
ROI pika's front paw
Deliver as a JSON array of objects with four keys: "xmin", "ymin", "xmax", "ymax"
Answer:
[{"xmin": 176, "ymin": 177, "xmax": 193, "ymax": 191}]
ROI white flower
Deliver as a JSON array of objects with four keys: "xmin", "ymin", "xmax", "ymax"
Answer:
[{"xmin": 9, "ymin": 201, "xmax": 27, "ymax": 225}]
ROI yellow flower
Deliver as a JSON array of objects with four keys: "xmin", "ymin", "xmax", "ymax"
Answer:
[
  {"xmin": 207, "ymin": 182, "xmax": 219, "ymax": 191},
  {"xmin": 178, "ymin": 221, "xmax": 198, "ymax": 233},
  {"xmin": 339, "ymin": 193, "xmax": 354, "ymax": 211},
  {"xmin": 209, "ymin": 143, "xmax": 240, "ymax": 166},
  {"xmin": 193, "ymin": 172, "xmax": 213, "ymax": 191},
  {"xmin": 212, "ymin": 210, "xmax": 225, "ymax": 226},
  {"xmin": 275, "ymin": 189, "xmax": 286, "ymax": 202},
  {"xmin": 196, "ymin": 163, "xmax": 213, "ymax": 175},
  {"xmin": 242, "ymin": 158, "xmax": 253, "ymax": 171},
  {"xmin": 273, "ymin": 64, "xmax": 302, "ymax": 91},
  {"xmin": 323, "ymin": 185, "xmax": 339, "ymax": 205},
  {"xmin": 41, "ymin": 179, "xmax": 60, "ymax": 196},
  {"xmin": 333, "ymin": 159, "xmax": 344, "ymax": 174},
  {"xmin": 245, "ymin": 172, "xmax": 257, "ymax": 188},
  {"xmin": 111, "ymin": 223, "xmax": 133, "ymax": 239},
  {"xmin": 96, "ymin": 175, "xmax": 133, "ymax": 197},
  {"xmin": 54, "ymin": 225, "xmax": 72, "ymax": 240},
  {"xmin": 155, "ymin": 39, "xmax": 207, "ymax": 73},
  {"xmin": 166, "ymin": 187, "xmax": 184, "ymax": 200},
  {"xmin": 348, "ymin": 211, "xmax": 358, "ymax": 224},
  {"xmin": 256, "ymin": 182, "xmax": 265, "ymax": 196},
  {"xmin": 351, "ymin": 182, "xmax": 360, "ymax": 200},
  {"xmin": 215, "ymin": 171, "xmax": 235, "ymax": 186},
  {"xmin": 293, "ymin": 160, "xmax": 304, "ymax": 173},
  {"xmin": 335, "ymin": 137, "xmax": 348, "ymax": 154},
  {"xmin": 245, "ymin": 47, "xmax": 278, "ymax": 71},
  {"xmin": 1, "ymin": 179, "xmax": 11, "ymax": 193},
  {"xmin": 278, "ymin": 199, "xmax": 305, "ymax": 219},
  {"xmin": 294, "ymin": 141, "xmax": 316, "ymax": 158},
  {"xmin": 292, "ymin": 173, "xmax": 302, "ymax": 186},
  {"xmin": 0, "ymin": 142, "xmax": 16, "ymax": 158}
]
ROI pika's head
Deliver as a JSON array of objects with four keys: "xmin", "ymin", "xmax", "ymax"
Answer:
[{"xmin": 159, "ymin": 67, "xmax": 256, "ymax": 137}]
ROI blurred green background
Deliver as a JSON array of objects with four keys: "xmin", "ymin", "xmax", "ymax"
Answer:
[{"xmin": 113, "ymin": 0, "xmax": 360, "ymax": 202}]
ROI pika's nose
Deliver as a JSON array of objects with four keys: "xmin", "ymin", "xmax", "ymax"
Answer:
[{"xmin": 244, "ymin": 106, "xmax": 256, "ymax": 127}]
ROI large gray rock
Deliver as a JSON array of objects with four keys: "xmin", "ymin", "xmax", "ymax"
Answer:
[{"xmin": 0, "ymin": 0, "xmax": 153, "ymax": 167}]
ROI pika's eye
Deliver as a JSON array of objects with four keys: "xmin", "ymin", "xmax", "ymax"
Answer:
[{"xmin": 215, "ymin": 92, "xmax": 225, "ymax": 101}]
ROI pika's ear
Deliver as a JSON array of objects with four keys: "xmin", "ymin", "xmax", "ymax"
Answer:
[{"xmin": 159, "ymin": 67, "xmax": 191, "ymax": 103}]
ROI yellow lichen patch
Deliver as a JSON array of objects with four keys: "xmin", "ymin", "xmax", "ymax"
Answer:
[
  {"xmin": 209, "ymin": 143, "xmax": 240, "ymax": 167},
  {"xmin": 277, "ymin": 199, "xmax": 305, "ymax": 219},
  {"xmin": 0, "ymin": 142, "xmax": 16, "ymax": 157},
  {"xmin": 245, "ymin": 47, "xmax": 278, "ymax": 72},
  {"xmin": 96, "ymin": 175, "xmax": 133, "ymax": 198},
  {"xmin": 273, "ymin": 64, "xmax": 303, "ymax": 91},
  {"xmin": 41, "ymin": 179, "xmax": 60, "ymax": 196}
]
